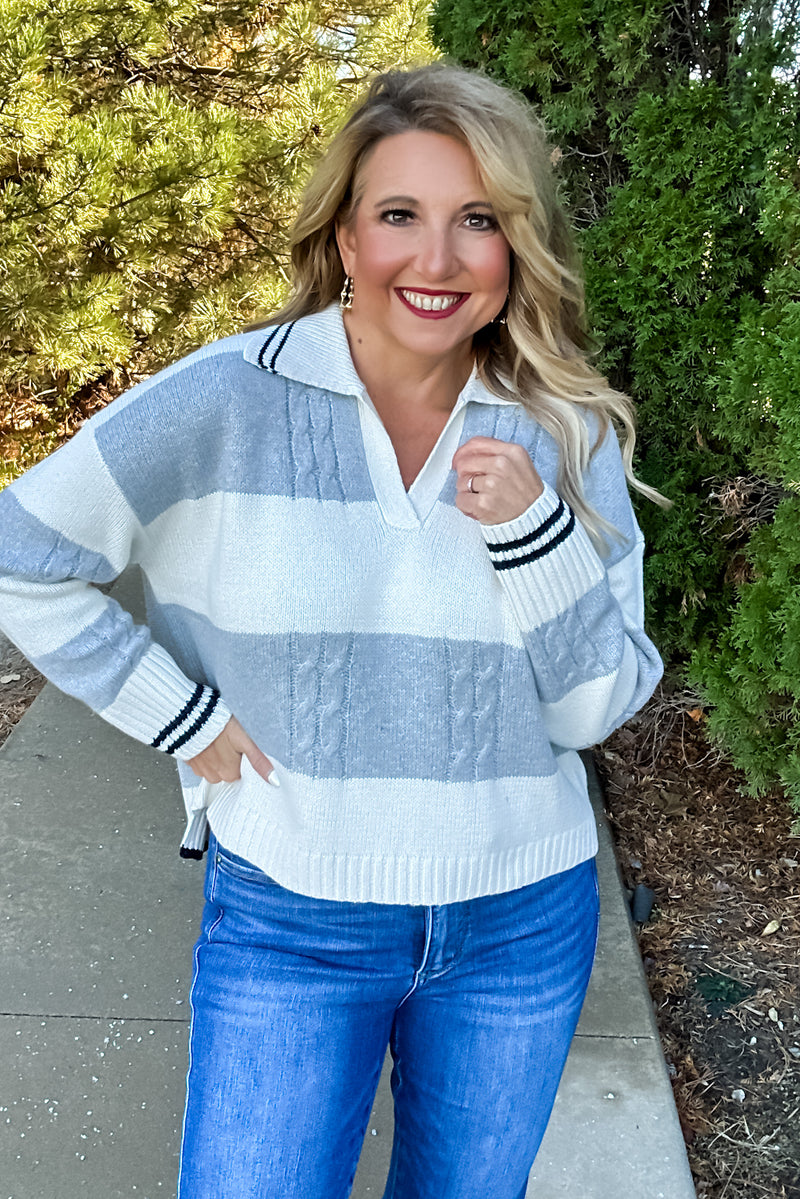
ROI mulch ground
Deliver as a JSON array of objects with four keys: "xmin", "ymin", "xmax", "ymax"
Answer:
[
  {"xmin": 599, "ymin": 684, "xmax": 800, "ymax": 1199},
  {"xmin": 2, "ymin": 643, "xmax": 798, "ymax": 1197},
  {"xmin": 0, "ymin": 638, "xmax": 47, "ymax": 745}
]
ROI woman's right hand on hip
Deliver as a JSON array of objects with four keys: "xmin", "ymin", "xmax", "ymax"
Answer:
[{"xmin": 188, "ymin": 716, "xmax": 276, "ymax": 785}]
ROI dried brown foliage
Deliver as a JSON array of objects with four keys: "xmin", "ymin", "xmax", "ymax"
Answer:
[{"xmin": 600, "ymin": 685, "xmax": 800, "ymax": 1199}]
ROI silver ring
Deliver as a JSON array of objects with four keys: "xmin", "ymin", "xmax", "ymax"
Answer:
[{"xmin": 467, "ymin": 475, "xmax": 476, "ymax": 493}]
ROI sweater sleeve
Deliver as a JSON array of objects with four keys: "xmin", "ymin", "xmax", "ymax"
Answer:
[
  {"xmin": 480, "ymin": 425, "xmax": 663, "ymax": 749},
  {"xmin": 0, "ymin": 413, "xmax": 232, "ymax": 760}
]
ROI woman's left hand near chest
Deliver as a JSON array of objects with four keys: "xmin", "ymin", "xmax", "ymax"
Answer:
[{"xmin": 453, "ymin": 436, "xmax": 544, "ymax": 525}]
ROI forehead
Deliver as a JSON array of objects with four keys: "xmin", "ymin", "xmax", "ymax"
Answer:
[{"xmin": 355, "ymin": 130, "xmax": 487, "ymax": 196}]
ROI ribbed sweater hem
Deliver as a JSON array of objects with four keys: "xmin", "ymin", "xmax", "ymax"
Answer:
[{"xmin": 206, "ymin": 806, "xmax": 598, "ymax": 905}]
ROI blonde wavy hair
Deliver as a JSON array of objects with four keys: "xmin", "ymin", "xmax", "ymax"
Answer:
[{"xmin": 258, "ymin": 63, "xmax": 666, "ymax": 546}]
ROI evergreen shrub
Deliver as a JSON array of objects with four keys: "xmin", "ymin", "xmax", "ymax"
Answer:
[
  {"xmin": 0, "ymin": 0, "xmax": 436, "ymax": 483},
  {"xmin": 431, "ymin": 0, "xmax": 800, "ymax": 810}
]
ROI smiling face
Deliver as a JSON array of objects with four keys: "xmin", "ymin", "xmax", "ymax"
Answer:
[{"xmin": 335, "ymin": 130, "xmax": 510, "ymax": 378}]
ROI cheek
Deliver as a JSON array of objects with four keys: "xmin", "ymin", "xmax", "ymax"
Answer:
[
  {"xmin": 352, "ymin": 229, "xmax": 406, "ymax": 284},
  {"xmin": 459, "ymin": 231, "xmax": 511, "ymax": 295},
  {"xmin": 480, "ymin": 240, "xmax": 511, "ymax": 292}
]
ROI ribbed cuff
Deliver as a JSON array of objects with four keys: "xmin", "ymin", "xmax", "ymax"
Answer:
[
  {"xmin": 181, "ymin": 808, "xmax": 210, "ymax": 859},
  {"xmin": 481, "ymin": 484, "xmax": 606, "ymax": 627},
  {"xmin": 98, "ymin": 642, "xmax": 232, "ymax": 760}
]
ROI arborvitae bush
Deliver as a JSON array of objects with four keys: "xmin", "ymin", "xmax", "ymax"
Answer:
[
  {"xmin": 432, "ymin": 0, "xmax": 800, "ymax": 811},
  {"xmin": 692, "ymin": 162, "xmax": 800, "ymax": 805}
]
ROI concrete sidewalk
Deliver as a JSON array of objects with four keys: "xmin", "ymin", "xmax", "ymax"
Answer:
[{"xmin": 0, "ymin": 610, "xmax": 696, "ymax": 1198}]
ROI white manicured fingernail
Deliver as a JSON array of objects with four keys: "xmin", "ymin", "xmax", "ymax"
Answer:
[{"xmin": 267, "ymin": 770, "xmax": 280, "ymax": 787}]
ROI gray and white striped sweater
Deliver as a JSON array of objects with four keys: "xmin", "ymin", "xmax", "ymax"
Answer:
[{"xmin": 0, "ymin": 305, "xmax": 662, "ymax": 903}]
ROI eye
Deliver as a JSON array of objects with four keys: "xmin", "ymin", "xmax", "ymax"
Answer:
[
  {"xmin": 463, "ymin": 211, "xmax": 498, "ymax": 231},
  {"xmin": 381, "ymin": 208, "xmax": 416, "ymax": 225}
]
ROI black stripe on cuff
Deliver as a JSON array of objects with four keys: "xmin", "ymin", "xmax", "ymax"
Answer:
[
  {"xmin": 491, "ymin": 510, "xmax": 576, "ymax": 571},
  {"xmin": 484, "ymin": 498, "xmax": 566, "ymax": 554},
  {"xmin": 165, "ymin": 690, "xmax": 221, "ymax": 755},
  {"xmin": 151, "ymin": 682, "xmax": 204, "ymax": 749}
]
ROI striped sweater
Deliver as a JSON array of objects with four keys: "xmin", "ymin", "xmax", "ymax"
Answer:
[{"xmin": 0, "ymin": 305, "xmax": 662, "ymax": 903}]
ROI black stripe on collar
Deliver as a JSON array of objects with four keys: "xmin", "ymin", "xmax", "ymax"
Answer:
[{"xmin": 257, "ymin": 322, "xmax": 296, "ymax": 372}]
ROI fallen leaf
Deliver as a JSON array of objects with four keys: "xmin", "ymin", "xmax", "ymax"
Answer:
[
  {"xmin": 762, "ymin": 919, "xmax": 781, "ymax": 936},
  {"xmin": 687, "ymin": 707, "xmax": 707, "ymax": 722},
  {"xmin": 0, "ymin": 673, "xmax": 21, "ymax": 684}
]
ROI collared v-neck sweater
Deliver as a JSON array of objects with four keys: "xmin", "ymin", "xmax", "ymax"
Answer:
[{"xmin": 0, "ymin": 305, "xmax": 662, "ymax": 903}]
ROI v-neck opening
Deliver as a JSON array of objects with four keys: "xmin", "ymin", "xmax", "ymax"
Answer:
[
  {"xmin": 406, "ymin": 404, "xmax": 467, "ymax": 506},
  {"xmin": 243, "ymin": 307, "xmax": 522, "ymax": 527},
  {"xmin": 356, "ymin": 387, "xmax": 470, "ymax": 528}
]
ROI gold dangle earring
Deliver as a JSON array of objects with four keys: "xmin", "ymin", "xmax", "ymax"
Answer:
[
  {"xmin": 492, "ymin": 293, "xmax": 509, "ymax": 325},
  {"xmin": 339, "ymin": 275, "xmax": 354, "ymax": 311}
]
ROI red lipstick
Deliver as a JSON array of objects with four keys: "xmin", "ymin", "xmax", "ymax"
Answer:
[{"xmin": 395, "ymin": 288, "xmax": 469, "ymax": 320}]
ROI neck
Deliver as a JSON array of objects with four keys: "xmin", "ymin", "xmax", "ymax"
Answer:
[{"xmin": 342, "ymin": 311, "xmax": 474, "ymax": 416}]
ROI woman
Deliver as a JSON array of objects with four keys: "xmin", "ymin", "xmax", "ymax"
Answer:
[{"xmin": 0, "ymin": 65, "xmax": 664, "ymax": 1198}]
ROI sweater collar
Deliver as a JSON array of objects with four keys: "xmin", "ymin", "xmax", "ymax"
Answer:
[{"xmin": 243, "ymin": 304, "xmax": 515, "ymax": 408}]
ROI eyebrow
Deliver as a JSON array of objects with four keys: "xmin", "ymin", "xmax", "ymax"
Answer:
[{"xmin": 373, "ymin": 195, "xmax": 495, "ymax": 211}]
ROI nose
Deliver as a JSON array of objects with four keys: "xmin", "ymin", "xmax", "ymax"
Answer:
[{"xmin": 415, "ymin": 225, "xmax": 459, "ymax": 280}]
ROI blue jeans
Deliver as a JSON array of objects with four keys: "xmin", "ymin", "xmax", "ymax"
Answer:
[{"xmin": 178, "ymin": 837, "xmax": 599, "ymax": 1199}]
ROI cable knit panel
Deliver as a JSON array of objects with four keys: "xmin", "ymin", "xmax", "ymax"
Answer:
[
  {"xmin": 283, "ymin": 384, "xmax": 355, "ymax": 505},
  {"xmin": 288, "ymin": 631, "xmax": 317, "ymax": 772},
  {"xmin": 287, "ymin": 385, "xmax": 314, "ymax": 502},
  {"xmin": 472, "ymin": 641, "xmax": 502, "ymax": 782},
  {"xmin": 314, "ymin": 632, "xmax": 354, "ymax": 777},
  {"xmin": 285, "ymin": 633, "xmax": 356, "ymax": 778},
  {"xmin": 444, "ymin": 638, "xmax": 474, "ymax": 783},
  {"xmin": 307, "ymin": 388, "xmax": 348, "ymax": 505},
  {"xmin": 490, "ymin": 406, "xmax": 525, "ymax": 447},
  {"xmin": 528, "ymin": 593, "xmax": 624, "ymax": 702}
]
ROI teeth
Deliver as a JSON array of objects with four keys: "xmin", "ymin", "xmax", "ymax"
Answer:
[{"xmin": 400, "ymin": 290, "xmax": 462, "ymax": 312}]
